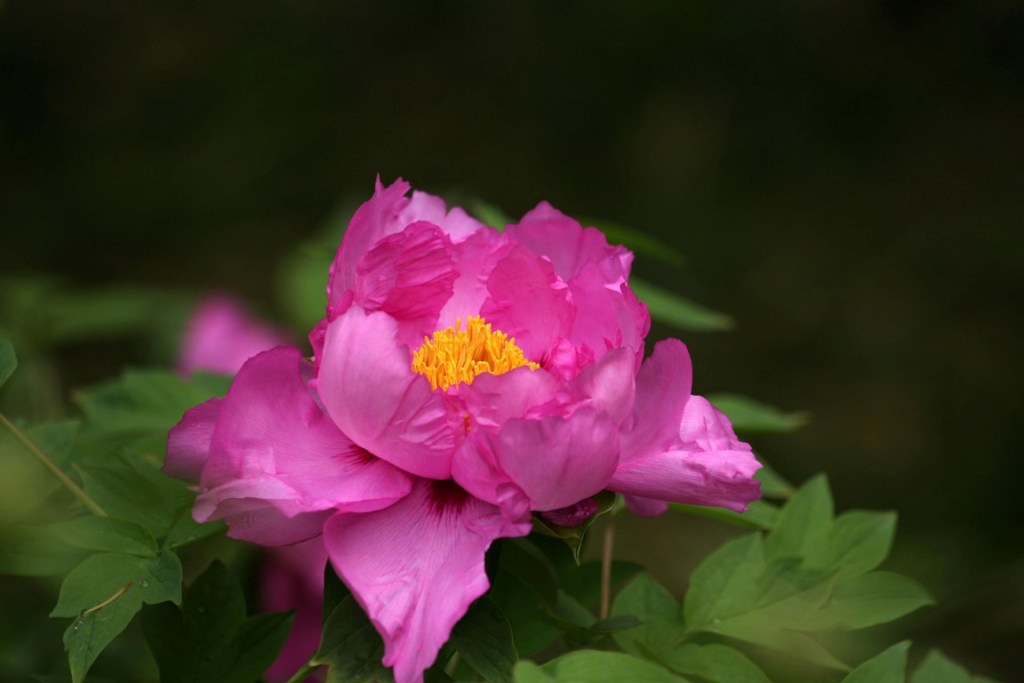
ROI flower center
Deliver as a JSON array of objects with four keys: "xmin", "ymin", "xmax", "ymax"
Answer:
[{"xmin": 412, "ymin": 316, "xmax": 539, "ymax": 391}]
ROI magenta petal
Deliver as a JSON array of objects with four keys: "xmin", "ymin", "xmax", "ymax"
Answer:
[
  {"xmin": 355, "ymin": 221, "xmax": 456, "ymax": 344},
  {"xmin": 506, "ymin": 201, "xmax": 633, "ymax": 282},
  {"xmin": 328, "ymin": 177, "xmax": 412, "ymax": 310},
  {"xmin": 399, "ymin": 190, "xmax": 486, "ymax": 243},
  {"xmin": 165, "ymin": 397, "xmax": 222, "ymax": 481},
  {"xmin": 261, "ymin": 538, "xmax": 327, "ymax": 683},
  {"xmin": 437, "ymin": 228, "xmax": 508, "ymax": 326},
  {"xmin": 568, "ymin": 261, "xmax": 649, "ymax": 362},
  {"xmin": 608, "ymin": 447, "xmax": 762, "ymax": 512},
  {"xmin": 479, "ymin": 243, "xmax": 574, "ymax": 363},
  {"xmin": 459, "ymin": 365, "xmax": 560, "ymax": 429},
  {"xmin": 679, "ymin": 395, "xmax": 750, "ymax": 452},
  {"xmin": 494, "ymin": 408, "xmax": 620, "ymax": 511},
  {"xmin": 621, "ymin": 339, "xmax": 693, "ymax": 462},
  {"xmin": 562, "ymin": 346, "xmax": 637, "ymax": 426},
  {"xmin": 323, "ymin": 481, "xmax": 530, "ymax": 683},
  {"xmin": 317, "ymin": 306, "xmax": 455, "ymax": 479},
  {"xmin": 624, "ymin": 495, "xmax": 669, "ymax": 517},
  {"xmin": 199, "ymin": 347, "xmax": 413, "ymax": 518},
  {"xmin": 216, "ymin": 503, "xmax": 331, "ymax": 546}
]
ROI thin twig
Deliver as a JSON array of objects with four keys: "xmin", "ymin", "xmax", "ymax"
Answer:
[
  {"xmin": 599, "ymin": 515, "xmax": 616, "ymax": 620},
  {"xmin": 84, "ymin": 582, "xmax": 132, "ymax": 614},
  {"xmin": 0, "ymin": 412, "xmax": 107, "ymax": 517}
]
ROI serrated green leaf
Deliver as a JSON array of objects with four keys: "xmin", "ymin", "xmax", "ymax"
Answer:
[
  {"xmin": 63, "ymin": 589, "xmax": 141, "ymax": 683},
  {"xmin": 141, "ymin": 560, "xmax": 292, "ymax": 683},
  {"xmin": 52, "ymin": 551, "xmax": 181, "ymax": 617},
  {"xmin": 828, "ymin": 510, "xmax": 896, "ymax": 577},
  {"xmin": 531, "ymin": 650, "xmax": 690, "ymax": 682},
  {"xmin": 764, "ymin": 474, "xmax": 833, "ymax": 565},
  {"xmin": 312, "ymin": 593, "xmax": 390, "ymax": 682},
  {"xmin": 52, "ymin": 517, "xmax": 157, "ymax": 557},
  {"xmin": 1, "ymin": 337, "xmax": 17, "ymax": 388},
  {"xmin": 631, "ymin": 279, "xmax": 733, "ymax": 332},
  {"xmin": 450, "ymin": 596, "xmax": 518, "ymax": 683},
  {"xmin": 657, "ymin": 643, "xmax": 771, "ymax": 683},
  {"xmin": 707, "ymin": 393, "xmax": 808, "ymax": 433},
  {"xmin": 611, "ymin": 573, "xmax": 684, "ymax": 657},
  {"xmin": 842, "ymin": 641, "xmax": 910, "ymax": 683}
]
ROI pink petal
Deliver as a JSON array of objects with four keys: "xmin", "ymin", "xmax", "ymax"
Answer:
[
  {"xmin": 317, "ymin": 306, "xmax": 455, "ymax": 479},
  {"xmin": 437, "ymin": 228, "xmax": 509, "ymax": 326},
  {"xmin": 479, "ymin": 243, "xmax": 574, "ymax": 363},
  {"xmin": 323, "ymin": 480, "xmax": 530, "ymax": 683},
  {"xmin": 189, "ymin": 347, "xmax": 412, "ymax": 534},
  {"xmin": 328, "ymin": 177, "xmax": 412, "ymax": 313},
  {"xmin": 178, "ymin": 296, "xmax": 290, "ymax": 376},
  {"xmin": 679, "ymin": 395, "xmax": 750, "ymax": 452},
  {"xmin": 165, "ymin": 397, "xmax": 222, "ymax": 481},
  {"xmin": 217, "ymin": 502, "xmax": 331, "ymax": 547},
  {"xmin": 567, "ymin": 261, "xmax": 649, "ymax": 363},
  {"xmin": 624, "ymin": 495, "xmax": 669, "ymax": 517},
  {"xmin": 560, "ymin": 346, "xmax": 637, "ymax": 426},
  {"xmin": 506, "ymin": 202, "xmax": 633, "ymax": 283},
  {"xmin": 355, "ymin": 221, "xmax": 457, "ymax": 346},
  {"xmin": 399, "ymin": 190, "xmax": 486, "ymax": 243},
  {"xmin": 261, "ymin": 538, "xmax": 328, "ymax": 683},
  {"xmin": 458, "ymin": 365, "xmax": 560, "ymax": 429},
  {"xmin": 608, "ymin": 447, "xmax": 762, "ymax": 512},
  {"xmin": 493, "ymin": 408, "xmax": 620, "ymax": 511},
  {"xmin": 621, "ymin": 339, "xmax": 693, "ymax": 462}
]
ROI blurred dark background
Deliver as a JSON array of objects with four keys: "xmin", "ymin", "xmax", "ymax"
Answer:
[{"xmin": 2, "ymin": 0, "xmax": 1022, "ymax": 679}]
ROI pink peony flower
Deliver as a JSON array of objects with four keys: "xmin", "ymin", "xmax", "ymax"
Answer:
[{"xmin": 166, "ymin": 178, "xmax": 762, "ymax": 683}]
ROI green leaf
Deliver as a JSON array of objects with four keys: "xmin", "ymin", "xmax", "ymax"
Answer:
[
  {"xmin": 630, "ymin": 279, "xmax": 733, "ymax": 332},
  {"xmin": 513, "ymin": 661, "xmax": 556, "ymax": 683},
  {"xmin": 827, "ymin": 510, "xmax": 896, "ymax": 577},
  {"xmin": 822, "ymin": 572, "xmax": 934, "ymax": 629},
  {"xmin": 754, "ymin": 466, "xmax": 796, "ymax": 499},
  {"xmin": 141, "ymin": 560, "xmax": 293, "ymax": 683},
  {"xmin": 531, "ymin": 491, "xmax": 617, "ymax": 564},
  {"xmin": 683, "ymin": 534, "xmax": 766, "ymax": 633},
  {"xmin": 450, "ymin": 596, "xmax": 518, "ymax": 683},
  {"xmin": 499, "ymin": 538, "xmax": 560, "ymax": 609},
  {"xmin": 276, "ymin": 243, "xmax": 333, "ymax": 332},
  {"xmin": 611, "ymin": 573, "xmax": 685, "ymax": 657},
  {"xmin": 560, "ymin": 559, "xmax": 644, "ymax": 608},
  {"xmin": 470, "ymin": 199, "xmax": 513, "ymax": 231},
  {"xmin": 526, "ymin": 651, "xmax": 690, "ymax": 683},
  {"xmin": 52, "ymin": 551, "xmax": 182, "ymax": 617},
  {"xmin": 707, "ymin": 393, "xmax": 808, "ymax": 434},
  {"xmin": 763, "ymin": 474, "xmax": 833, "ymax": 565},
  {"xmin": 312, "ymin": 592, "xmax": 390, "ymax": 682},
  {"xmin": 26, "ymin": 420, "xmax": 80, "ymax": 470},
  {"xmin": 841, "ymin": 641, "xmax": 910, "ymax": 683},
  {"xmin": 0, "ymin": 337, "xmax": 16, "ymax": 388},
  {"xmin": 911, "ymin": 649, "xmax": 1002, "ymax": 683},
  {"xmin": 657, "ymin": 643, "xmax": 771, "ymax": 683},
  {"xmin": 63, "ymin": 589, "xmax": 143, "ymax": 683},
  {"xmin": 52, "ymin": 517, "xmax": 158, "ymax": 557}
]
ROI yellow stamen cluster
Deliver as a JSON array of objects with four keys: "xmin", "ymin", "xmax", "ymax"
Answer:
[{"xmin": 412, "ymin": 316, "xmax": 539, "ymax": 391}]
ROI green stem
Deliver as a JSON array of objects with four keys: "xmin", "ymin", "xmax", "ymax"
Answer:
[
  {"xmin": 0, "ymin": 412, "xmax": 107, "ymax": 517},
  {"xmin": 282, "ymin": 661, "xmax": 320, "ymax": 683},
  {"xmin": 599, "ymin": 515, "xmax": 616, "ymax": 620}
]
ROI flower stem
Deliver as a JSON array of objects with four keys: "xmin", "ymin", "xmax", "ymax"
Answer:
[
  {"xmin": 599, "ymin": 515, "xmax": 616, "ymax": 620},
  {"xmin": 283, "ymin": 662, "xmax": 320, "ymax": 683},
  {"xmin": 0, "ymin": 412, "xmax": 107, "ymax": 517}
]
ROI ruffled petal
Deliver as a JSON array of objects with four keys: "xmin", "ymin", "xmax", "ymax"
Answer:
[
  {"xmin": 317, "ymin": 306, "xmax": 455, "ymax": 479},
  {"xmin": 165, "ymin": 397, "xmax": 222, "ymax": 481},
  {"xmin": 399, "ymin": 190, "xmax": 486, "ymax": 243},
  {"xmin": 479, "ymin": 243, "xmax": 574, "ymax": 363},
  {"xmin": 560, "ymin": 346, "xmax": 637, "ymax": 426},
  {"xmin": 493, "ymin": 408, "xmax": 620, "ymax": 511},
  {"xmin": 323, "ymin": 480, "xmax": 530, "ymax": 683},
  {"xmin": 437, "ymin": 228, "xmax": 509, "ymax": 326},
  {"xmin": 679, "ymin": 395, "xmax": 750, "ymax": 452},
  {"xmin": 506, "ymin": 202, "xmax": 633, "ymax": 283},
  {"xmin": 459, "ymin": 365, "xmax": 560, "ymax": 429},
  {"xmin": 567, "ymin": 261, "xmax": 649, "ymax": 363},
  {"xmin": 624, "ymin": 495, "xmax": 669, "ymax": 517},
  {"xmin": 608, "ymin": 447, "xmax": 762, "ymax": 512},
  {"xmin": 191, "ymin": 347, "xmax": 412, "ymax": 527},
  {"xmin": 355, "ymin": 221, "xmax": 457, "ymax": 346},
  {"xmin": 213, "ymin": 502, "xmax": 330, "ymax": 546},
  {"xmin": 621, "ymin": 339, "xmax": 693, "ymax": 462},
  {"xmin": 328, "ymin": 177, "xmax": 412, "ymax": 313}
]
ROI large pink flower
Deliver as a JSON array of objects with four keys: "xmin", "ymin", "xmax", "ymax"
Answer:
[{"xmin": 166, "ymin": 178, "xmax": 762, "ymax": 683}]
